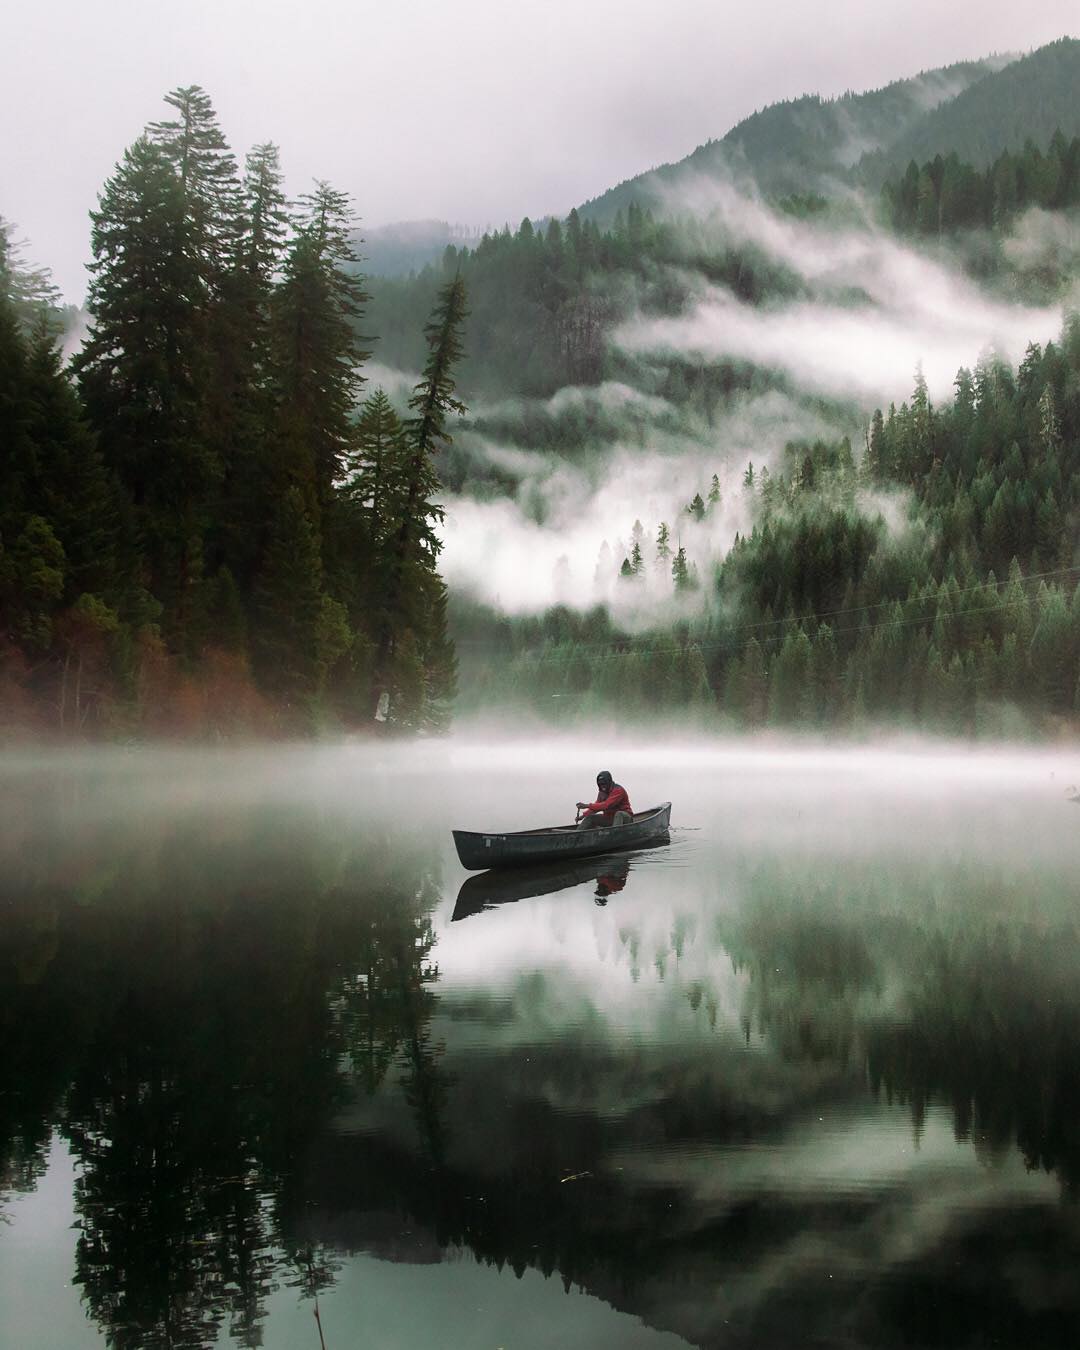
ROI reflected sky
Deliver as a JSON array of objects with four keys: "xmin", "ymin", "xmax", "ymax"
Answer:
[{"xmin": 2, "ymin": 738, "xmax": 1079, "ymax": 1347}]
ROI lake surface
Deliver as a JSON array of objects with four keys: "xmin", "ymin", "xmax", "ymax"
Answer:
[{"xmin": 2, "ymin": 737, "xmax": 1080, "ymax": 1349}]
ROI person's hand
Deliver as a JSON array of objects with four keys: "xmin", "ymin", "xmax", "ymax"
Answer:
[{"xmin": 576, "ymin": 801, "xmax": 587, "ymax": 810}]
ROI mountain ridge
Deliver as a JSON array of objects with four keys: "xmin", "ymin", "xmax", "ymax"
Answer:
[{"xmin": 575, "ymin": 54, "xmax": 1011, "ymax": 221}]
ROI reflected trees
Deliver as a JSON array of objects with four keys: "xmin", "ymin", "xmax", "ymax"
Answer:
[{"xmin": 0, "ymin": 800, "xmax": 445, "ymax": 1346}]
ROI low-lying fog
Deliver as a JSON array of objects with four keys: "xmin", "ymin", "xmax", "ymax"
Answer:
[
  {"xmin": 5, "ymin": 733, "xmax": 1077, "ymax": 872},
  {"xmin": 5, "ymin": 732, "xmax": 1079, "ymax": 1350}
]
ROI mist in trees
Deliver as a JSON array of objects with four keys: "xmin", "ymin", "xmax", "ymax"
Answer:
[{"xmin": 456, "ymin": 320, "xmax": 1080, "ymax": 735}]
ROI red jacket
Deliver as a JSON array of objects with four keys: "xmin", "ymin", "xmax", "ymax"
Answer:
[{"xmin": 581, "ymin": 783, "xmax": 632, "ymax": 822}]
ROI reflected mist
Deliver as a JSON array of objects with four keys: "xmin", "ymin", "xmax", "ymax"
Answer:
[{"xmin": 2, "ymin": 739, "xmax": 1080, "ymax": 1348}]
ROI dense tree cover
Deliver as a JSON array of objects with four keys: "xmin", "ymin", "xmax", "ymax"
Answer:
[
  {"xmin": 883, "ymin": 130, "xmax": 1080, "ymax": 236},
  {"xmin": 1, "ymin": 87, "xmax": 464, "ymax": 735},
  {"xmin": 862, "ymin": 38, "xmax": 1080, "ymax": 187},
  {"xmin": 369, "ymin": 202, "xmax": 795, "ymax": 400},
  {"xmin": 456, "ymin": 320, "xmax": 1080, "ymax": 735}
]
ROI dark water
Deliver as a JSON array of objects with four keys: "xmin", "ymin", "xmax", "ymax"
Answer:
[{"xmin": 2, "ymin": 740, "xmax": 1080, "ymax": 1349}]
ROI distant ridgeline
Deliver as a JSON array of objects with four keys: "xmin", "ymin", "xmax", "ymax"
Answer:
[
  {"xmin": 579, "ymin": 37, "xmax": 1080, "ymax": 217},
  {"xmin": 0, "ymin": 87, "xmax": 465, "ymax": 737},
  {"xmin": 454, "ymin": 325, "xmax": 1080, "ymax": 736},
  {"xmin": 372, "ymin": 42, "xmax": 1080, "ymax": 403}
]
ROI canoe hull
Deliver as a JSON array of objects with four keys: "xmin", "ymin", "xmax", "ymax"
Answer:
[{"xmin": 453, "ymin": 803, "xmax": 672, "ymax": 870}]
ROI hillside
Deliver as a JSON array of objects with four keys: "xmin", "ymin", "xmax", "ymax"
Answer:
[
  {"xmin": 858, "ymin": 37, "xmax": 1080, "ymax": 183},
  {"xmin": 578, "ymin": 57, "xmax": 1005, "ymax": 221}
]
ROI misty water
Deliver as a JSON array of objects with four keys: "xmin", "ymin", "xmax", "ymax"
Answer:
[{"xmin": 3, "ymin": 738, "xmax": 1080, "ymax": 1349}]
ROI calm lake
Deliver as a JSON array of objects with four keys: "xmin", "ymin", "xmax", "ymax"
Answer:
[{"xmin": 2, "ymin": 738, "xmax": 1080, "ymax": 1349}]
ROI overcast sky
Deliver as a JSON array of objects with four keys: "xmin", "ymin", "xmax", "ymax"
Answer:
[{"xmin": 2, "ymin": 1, "xmax": 1077, "ymax": 302}]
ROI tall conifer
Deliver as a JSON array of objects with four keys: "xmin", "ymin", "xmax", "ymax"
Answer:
[{"xmin": 372, "ymin": 277, "xmax": 467, "ymax": 726}]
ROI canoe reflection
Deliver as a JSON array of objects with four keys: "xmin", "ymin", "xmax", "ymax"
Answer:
[{"xmin": 453, "ymin": 853, "xmax": 632, "ymax": 920}]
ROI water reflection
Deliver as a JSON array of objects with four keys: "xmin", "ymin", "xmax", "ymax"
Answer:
[
  {"xmin": 1, "ymin": 783, "xmax": 446, "ymax": 1347},
  {"xmin": 453, "ymin": 853, "xmax": 632, "ymax": 919},
  {"xmin": 719, "ymin": 862, "xmax": 1080, "ymax": 1191},
  {"xmin": 2, "ymin": 750, "xmax": 1080, "ymax": 1348}
]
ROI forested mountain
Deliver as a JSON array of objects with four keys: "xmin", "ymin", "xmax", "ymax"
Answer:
[
  {"xmin": 0, "ymin": 87, "xmax": 464, "ymax": 737},
  {"xmin": 861, "ymin": 38, "xmax": 1080, "ymax": 184},
  {"xmin": 578, "ymin": 38, "xmax": 1080, "ymax": 224},
  {"xmin": 368, "ymin": 204, "xmax": 800, "ymax": 400},
  {"xmin": 454, "ymin": 327, "xmax": 1080, "ymax": 734},
  {"xmin": 578, "ymin": 58, "xmax": 1004, "ymax": 221}
]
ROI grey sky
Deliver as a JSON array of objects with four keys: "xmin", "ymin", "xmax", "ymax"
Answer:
[{"xmin": 3, "ymin": 0, "xmax": 1077, "ymax": 302}]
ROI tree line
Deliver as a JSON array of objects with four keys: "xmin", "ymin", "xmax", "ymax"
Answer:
[
  {"xmin": 1, "ymin": 86, "xmax": 465, "ymax": 736},
  {"xmin": 882, "ymin": 129, "xmax": 1080, "ymax": 236}
]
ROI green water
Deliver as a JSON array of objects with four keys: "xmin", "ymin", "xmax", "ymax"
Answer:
[{"xmin": 2, "ymin": 740, "xmax": 1079, "ymax": 1348}]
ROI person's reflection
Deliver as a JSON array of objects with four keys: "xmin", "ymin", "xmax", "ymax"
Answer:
[{"xmin": 594, "ymin": 860, "xmax": 630, "ymax": 905}]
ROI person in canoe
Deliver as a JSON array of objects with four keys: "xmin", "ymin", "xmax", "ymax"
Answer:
[{"xmin": 576, "ymin": 770, "xmax": 633, "ymax": 829}]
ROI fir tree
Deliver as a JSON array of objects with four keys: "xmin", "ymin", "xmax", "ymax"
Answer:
[
  {"xmin": 75, "ymin": 134, "xmax": 214, "ymax": 646},
  {"xmin": 372, "ymin": 277, "xmax": 467, "ymax": 725},
  {"xmin": 271, "ymin": 182, "xmax": 370, "ymax": 522},
  {"xmin": 672, "ymin": 545, "xmax": 691, "ymax": 591}
]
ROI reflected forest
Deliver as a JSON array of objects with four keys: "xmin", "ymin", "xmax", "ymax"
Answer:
[{"xmin": 4, "ymin": 767, "xmax": 1080, "ymax": 1347}]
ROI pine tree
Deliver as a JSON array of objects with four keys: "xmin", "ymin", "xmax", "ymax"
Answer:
[
  {"xmin": 148, "ymin": 85, "xmax": 242, "ymax": 288},
  {"xmin": 372, "ymin": 277, "xmax": 467, "ymax": 725},
  {"xmin": 656, "ymin": 521, "xmax": 672, "ymax": 565},
  {"xmin": 240, "ymin": 143, "xmax": 290, "ymax": 290},
  {"xmin": 349, "ymin": 388, "xmax": 406, "ymax": 532},
  {"xmin": 271, "ymin": 182, "xmax": 370, "ymax": 523},
  {"xmin": 212, "ymin": 142, "xmax": 291, "ymax": 596},
  {"xmin": 75, "ymin": 134, "xmax": 214, "ymax": 645},
  {"xmin": 24, "ymin": 324, "xmax": 119, "ymax": 604},
  {"xmin": 672, "ymin": 546, "xmax": 691, "ymax": 591},
  {"xmin": 0, "ymin": 218, "xmax": 63, "ymax": 338}
]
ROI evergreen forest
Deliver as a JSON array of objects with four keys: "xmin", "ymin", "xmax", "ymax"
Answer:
[
  {"xmin": 1, "ymin": 87, "xmax": 465, "ymax": 735},
  {"xmin": 4, "ymin": 44, "xmax": 1080, "ymax": 739},
  {"xmin": 453, "ymin": 331, "xmax": 1080, "ymax": 735}
]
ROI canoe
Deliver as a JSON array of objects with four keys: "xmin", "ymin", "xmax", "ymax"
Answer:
[
  {"xmin": 453, "ymin": 802, "xmax": 672, "ymax": 871},
  {"xmin": 453, "ymin": 854, "xmax": 631, "ymax": 921}
]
